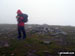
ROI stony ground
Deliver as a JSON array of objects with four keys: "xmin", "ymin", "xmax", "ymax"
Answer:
[{"xmin": 0, "ymin": 24, "xmax": 75, "ymax": 56}]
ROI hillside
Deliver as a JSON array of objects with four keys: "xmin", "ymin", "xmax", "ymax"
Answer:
[{"xmin": 0, "ymin": 24, "xmax": 75, "ymax": 56}]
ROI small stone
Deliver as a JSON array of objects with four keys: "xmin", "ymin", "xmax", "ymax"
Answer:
[
  {"xmin": 42, "ymin": 40, "xmax": 52, "ymax": 45},
  {"xmin": 43, "ymin": 51, "xmax": 51, "ymax": 56},
  {"xmin": 4, "ymin": 42, "xmax": 9, "ymax": 47},
  {"xmin": 11, "ymin": 53, "xmax": 15, "ymax": 56},
  {"xmin": 27, "ymin": 52, "xmax": 38, "ymax": 56}
]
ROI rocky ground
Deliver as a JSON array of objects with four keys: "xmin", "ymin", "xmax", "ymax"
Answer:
[{"xmin": 0, "ymin": 24, "xmax": 75, "ymax": 56}]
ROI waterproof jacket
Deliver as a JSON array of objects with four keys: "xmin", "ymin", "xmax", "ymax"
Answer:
[{"xmin": 16, "ymin": 10, "xmax": 24, "ymax": 26}]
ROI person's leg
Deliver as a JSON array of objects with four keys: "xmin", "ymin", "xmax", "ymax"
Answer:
[
  {"xmin": 21, "ymin": 26, "xmax": 26, "ymax": 39},
  {"xmin": 18, "ymin": 26, "xmax": 21, "ymax": 39}
]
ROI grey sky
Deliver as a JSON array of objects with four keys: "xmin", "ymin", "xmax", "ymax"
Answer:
[{"xmin": 0, "ymin": 0, "xmax": 75, "ymax": 26}]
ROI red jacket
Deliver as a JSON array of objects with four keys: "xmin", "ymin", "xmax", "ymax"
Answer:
[{"xmin": 17, "ymin": 10, "xmax": 24, "ymax": 26}]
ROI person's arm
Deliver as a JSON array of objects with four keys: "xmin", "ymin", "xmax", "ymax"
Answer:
[
  {"xmin": 18, "ymin": 17, "xmax": 24, "ymax": 22},
  {"xmin": 16, "ymin": 16, "xmax": 20, "ymax": 22},
  {"xmin": 16, "ymin": 16, "xmax": 20, "ymax": 19}
]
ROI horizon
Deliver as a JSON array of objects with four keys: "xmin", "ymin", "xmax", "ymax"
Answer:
[
  {"xmin": 0, "ymin": 0, "xmax": 75, "ymax": 26},
  {"xmin": 0, "ymin": 23, "xmax": 75, "ymax": 27}
]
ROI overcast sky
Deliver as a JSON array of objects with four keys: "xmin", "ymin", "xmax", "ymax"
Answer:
[{"xmin": 0, "ymin": 0, "xmax": 75, "ymax": 26}]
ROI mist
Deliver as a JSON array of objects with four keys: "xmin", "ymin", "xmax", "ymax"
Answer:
[{"xmin": 0, "ymin": 0, "xmax": 75, "ymax": 26}]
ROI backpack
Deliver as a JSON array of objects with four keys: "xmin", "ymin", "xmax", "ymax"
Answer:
[{"xmin": 22, "ymin": 14, "xmax": 28, "ymax": 23}]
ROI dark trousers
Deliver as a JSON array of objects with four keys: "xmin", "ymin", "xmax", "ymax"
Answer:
[{"xmin": 18, "ymin": 26, "xmax": 26, "ymax": 39}]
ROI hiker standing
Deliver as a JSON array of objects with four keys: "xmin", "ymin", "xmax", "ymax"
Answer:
[{"xmin": 16, "ymin": 9, "xmax": 28, "ymax": 39}]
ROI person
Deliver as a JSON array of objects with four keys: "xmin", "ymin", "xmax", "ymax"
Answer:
[{"xmin": 16, "ymin": 9, "xmax": 27, "ymax": 39}]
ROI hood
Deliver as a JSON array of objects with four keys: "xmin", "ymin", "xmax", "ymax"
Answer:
[{"xmin": 17, "ymin": 9, "xmax": 22, "ymax": 14}]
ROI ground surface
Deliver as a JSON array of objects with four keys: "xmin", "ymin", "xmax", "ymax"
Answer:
[{"xmin": 0, "ymin": 24, "xmax": 75, "ymax": 56}]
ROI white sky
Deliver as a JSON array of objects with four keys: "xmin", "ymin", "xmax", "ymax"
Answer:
[{"xmin": 0, "ymin": 0, "xmax": 75, "ymax": 26}]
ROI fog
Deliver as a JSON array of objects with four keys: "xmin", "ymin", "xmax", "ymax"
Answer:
[{"xmin": 0, "ymin": 0, "xmax": 75, "ymax": 26}]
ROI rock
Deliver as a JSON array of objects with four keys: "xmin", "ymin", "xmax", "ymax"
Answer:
[
  {"xmin": 43, "ymin": 51, "xmax": 51, "ymax": 56},
  {"xmin": 26, "ymin": 52, "xmax": 38, "ymax": 56},
  {"xmin": 60, "ymin": 31, "xmax": 67, "ymax": 35},
  {"xmin": 25, "ymin": 49, "xmax": 37, "ymax": 56},
  {"xmin": 31, "ymin": 50, "xmax": 36, "ymax": 53},
  {"xmin": 42, "ymin": 40, "xmax": 52, "ymax": 45},
  {"xmin": 0, "ymin": 41, "xmax": 4, "ymax": 48},
  {"xmin": 4, "ymin": 42, "xmax": 9, "ymax": 47},
  {"xmin": 11, "ymin": 53, "xmax": 15, "ymax": 56},
  {"xmin": 50, "ymin": 33, "xmax": 58, "ymax": 36},
  {"xmin": 0, "ymin": 41, "xmax": 9, "ymax": 48}
]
